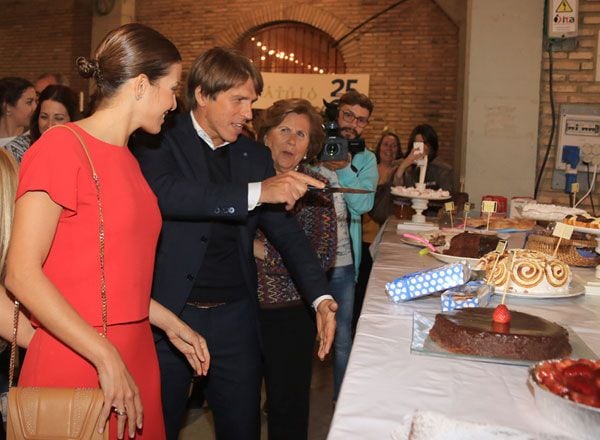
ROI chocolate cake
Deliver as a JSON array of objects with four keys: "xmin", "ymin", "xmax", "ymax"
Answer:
[
  {"xmin": 428, "ymin": 307, "xmax": 571, "ymax": 361},
  {"xmin": 444, "ymin": 232, "xmax": 500, "ymax": 258}
]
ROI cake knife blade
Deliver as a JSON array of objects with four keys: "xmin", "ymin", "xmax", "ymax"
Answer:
[{"xmin": 308, "ymin": 185, "xmax": 373, "ymax": 194}]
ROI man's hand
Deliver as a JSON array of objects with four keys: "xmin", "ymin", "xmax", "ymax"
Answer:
[
  {"xmin": 320, "ymin": 153, "xmax": 351, "ymax": 171},
  {"xmin": 260, "ymin": 170, "xmax": 325, "ymax": 210},
  {"xmin": 315, "ymin": 299, "xmax": 338, "ymax": 360}
]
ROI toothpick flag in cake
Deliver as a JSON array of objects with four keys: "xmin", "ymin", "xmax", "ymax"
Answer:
[
  {"xmin": 481, "ymin": 200, "xmax": 497, "ymax": 231},
  {"xmin": 551, "ymin": 222, "xmax": 574, "ymax": 258}
]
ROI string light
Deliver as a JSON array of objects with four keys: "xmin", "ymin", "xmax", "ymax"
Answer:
[{"xmin": 248, "ymin": 38, "xmax": 328, "ymax": 73}]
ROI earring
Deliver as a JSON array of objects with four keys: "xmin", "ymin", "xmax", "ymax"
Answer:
[
  {"xmin": 135, "ymin": 93, "xmax": 142, "ymax": 101},
  {"xmin": 303, "ymin": 154, "xmax": 307, "ymax": 160}
]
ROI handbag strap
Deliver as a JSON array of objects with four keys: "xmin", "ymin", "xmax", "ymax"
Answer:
[{"xmin": 9, "ymin": 124, "xmax": 108, "ymax": 388}]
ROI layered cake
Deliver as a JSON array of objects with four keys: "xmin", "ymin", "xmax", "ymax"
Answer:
[
  {"xmin": 477, "ymin": 249, "xmax": 571, "ymax": 294},
  {"xmin": 521, "ymin": 203, "xmax": 586, "ymax": 222},
  {"xmin": 444, "ymin": 232, "xmax": 500, "ymax": 258},
  {"xmin": 465, "ymin": 217, "xmax": 536, "ymax": 230},
  {"xmin": 428, "ymin": 307, "xmax": 572, "ymax": 361},
  {"xmin": 564, "ymin": 213, "xmax": 600, "ymax": 229}
]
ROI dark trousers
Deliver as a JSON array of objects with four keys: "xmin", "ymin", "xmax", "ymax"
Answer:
[
  {"xmin": 157, "ymin": 297, "xmax": 262, "ymax": 440},
  {"xmin": 354, "ymin": 242, "xmax": 373, "ymax": 330},
  {"xmin": 260, "ymin": 305, "xmax": 316, "ymax": 440}
]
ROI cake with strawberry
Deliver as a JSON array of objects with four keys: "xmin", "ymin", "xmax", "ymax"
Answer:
[{"xmin": 428, "ymin": 307, "xmax": 571, "ymax": 361}]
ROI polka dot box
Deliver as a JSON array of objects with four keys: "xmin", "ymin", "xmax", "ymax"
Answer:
[
  {"xmin": 385, "ymin": 263, "xmax": 469, "ymax": 303},
  {"xmin": 440, "ymin": 281, "xmax": 492, "ymax": 311}
]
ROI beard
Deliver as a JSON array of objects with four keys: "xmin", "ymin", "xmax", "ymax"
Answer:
[{"xmin": 340, "ymin": 127, "xmax": 358, "ymax": 139}]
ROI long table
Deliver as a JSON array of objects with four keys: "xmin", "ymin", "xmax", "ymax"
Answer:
[{"xmin": 327, "ymin": 218, "xmax": 600, "ymax": 439}]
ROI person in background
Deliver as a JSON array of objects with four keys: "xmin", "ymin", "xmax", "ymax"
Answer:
[
  {"xmin": 312, "ymin": 90, "xmax": 377, "ymax": 402},
  {"xmin": 3, "ymin": 85, "xmax": 80, "ymax": 163},
  {"xmin": 254, "ymin": 98, "xmax": 337, "ymax": 440},
  {"xmin": 393, "ymin": 124, "xmax": 453, "ymax": 191},
  {"xmin": 133, "ymin": 47, "xmax": 337, "ymax": 440},
  {"xmin": 355, "ymin": 131, "xmax": 402, "ymax": 328},
  {"xmin": 0, "ymin": 77, "xmax": 36, "ymax": 147},
  {"xmin": 34, "ymin": 72, "xmax": 69, "ymax": 95},
  {"xmin": 5, "ymin": 23, "xmax": 209, "ymax": 439}
]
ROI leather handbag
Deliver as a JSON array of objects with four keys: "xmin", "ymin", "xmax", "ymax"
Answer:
[{"xmin": 6, "ymin": 125, "xmax": 108, "ymax": 440}]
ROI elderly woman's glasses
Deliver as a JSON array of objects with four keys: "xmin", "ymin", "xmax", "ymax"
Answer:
[{"xmin": 341, "ymin": 110, "xmax": 369, "ymax": 127}]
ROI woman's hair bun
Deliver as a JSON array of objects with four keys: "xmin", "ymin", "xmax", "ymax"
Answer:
[{"xmin": 76, "ymin": 57, "xmax": 101, "ymax": 81}]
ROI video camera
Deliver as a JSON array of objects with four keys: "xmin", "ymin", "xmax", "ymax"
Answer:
[{"xmin": 319, "ymin": 121, "xmax": 365, "ymax": 161}]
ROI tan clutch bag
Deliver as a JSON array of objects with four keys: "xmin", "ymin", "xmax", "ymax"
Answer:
[
  {"xmin": 6, "ymin": 125, "xmax": 108, "ymax": 439},
  {"xmin": 7, "ymin": 388, "xmax": 106, "ymax": 439}
]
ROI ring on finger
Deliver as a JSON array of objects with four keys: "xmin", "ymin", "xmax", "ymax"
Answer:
[{"xmin": 112, "ymin": 406, "xmax": 127, "ymax": 416}]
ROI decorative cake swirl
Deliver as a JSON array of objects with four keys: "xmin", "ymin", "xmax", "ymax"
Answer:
[
  {"xmin": 477, "ymin": 249, "xmax": 571, "ymax": 294},
  {"xmin": 545, "ymin": 259, "xmax": 570, "ymax": 287},
  {"xmin": 489, "ymin": 258, "xmax": 510, "ymax": 286},
  {"xmin": 512, "ymin": 259, "xmax": 545, "ymax": 289}
]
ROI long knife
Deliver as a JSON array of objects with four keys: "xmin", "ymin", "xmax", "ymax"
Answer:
[{"xmin": 308, "ymin": 185, "xmax": 374, "ymax": 194}]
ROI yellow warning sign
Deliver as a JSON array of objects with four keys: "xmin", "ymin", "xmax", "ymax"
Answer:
[{"xmin": 556, "ymin": 0, "xmax": 573, "ymax": 13}]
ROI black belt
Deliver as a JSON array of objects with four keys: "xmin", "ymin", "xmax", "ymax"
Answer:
[{"xmin": 186, "ymin": 301, "xmax": 228, "ymax": 309}]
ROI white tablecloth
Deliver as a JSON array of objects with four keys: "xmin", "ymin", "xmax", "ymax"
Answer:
[{"xmin": 328, "ymin": 219, "xmax": 600, "ymax": 439}]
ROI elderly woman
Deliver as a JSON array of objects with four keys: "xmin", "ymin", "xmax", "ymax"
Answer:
[
  {"xmin": 254, "ymin": 98, "xmax": 337, "ymax": 440},
  {"xmin": 0, "ymin": 77, "xmax": 37, "ymax": 147},
  {"xmin": 3, "ymin": 85, "xmax": 80, "ymax": 163}
]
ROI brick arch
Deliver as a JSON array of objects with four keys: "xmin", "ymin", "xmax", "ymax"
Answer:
[{"xmin": 216, "ymin": 4, "xmax": 360, "ymax": 66}]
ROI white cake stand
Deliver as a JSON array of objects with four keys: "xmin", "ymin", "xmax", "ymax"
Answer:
[{"xmin": 391, "ymin": 185, "xmax": 451, "ymax": 227}]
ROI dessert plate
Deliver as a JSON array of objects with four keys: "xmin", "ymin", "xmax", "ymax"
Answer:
[
  {"xmin": 398, "ymin": 230, "xmax": 462, "ymax": 249},
  {"xmin": 493, "ymin": 281, "xmax": 585, "ymax": 299},
  {"xmin": 410, "ymin": 311, "xmax": 597, "ymax": 367},
  {"xmin": 529, "ymin": 361, "xmax": 600, "ymax": 440},
  {"xmin": 428, "ymin": 251, "xmax": 479, "ymax": 266}
]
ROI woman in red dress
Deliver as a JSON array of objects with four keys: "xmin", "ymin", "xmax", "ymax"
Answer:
[{"xmin": 5, "ymin": 23, "xmax": 209, "ymax": 439}]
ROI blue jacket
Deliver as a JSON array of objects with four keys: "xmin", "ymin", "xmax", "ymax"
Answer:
[{"xmin": 312, "ymin": 149, "xmax": 378, "ymax": 279}]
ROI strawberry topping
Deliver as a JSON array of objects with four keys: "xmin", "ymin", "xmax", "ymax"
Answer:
[{"xmin": 492, "ymin": 304, "xmax": 511, "ymax": 324}]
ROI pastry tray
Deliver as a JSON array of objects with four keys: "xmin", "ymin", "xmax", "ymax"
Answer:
[{"xmin": 410, "ymin": 311, "xmax": 597, "ymax": 367}]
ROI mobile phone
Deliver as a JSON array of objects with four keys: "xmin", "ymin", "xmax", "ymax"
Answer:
[{"xmin": 413, "ymin": 141, "xmax": 426, "ymax": 166}]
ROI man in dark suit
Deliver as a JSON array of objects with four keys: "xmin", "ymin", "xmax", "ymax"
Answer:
[{"xmin": 134, "ymin": 47, "xmax": 337, "ymax": 440}]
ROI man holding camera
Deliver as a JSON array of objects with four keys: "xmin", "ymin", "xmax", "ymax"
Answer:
[{"xmin": 314, "ymin": 90, "xmax": 378, "ymax": 401}]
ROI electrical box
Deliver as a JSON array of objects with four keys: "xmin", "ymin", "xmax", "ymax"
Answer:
[
  {"xmin": 547, "ymin": 0, "xmax": 579, "ymax": 39},
  {"xmin": 552, "ymin": 104, "xmax": 600, "ymax": 191}
]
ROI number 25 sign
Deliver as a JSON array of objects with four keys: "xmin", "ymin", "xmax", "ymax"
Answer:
[{"xmin": 255, "ymin": 72, "xmax": 370, "ymax": 109}]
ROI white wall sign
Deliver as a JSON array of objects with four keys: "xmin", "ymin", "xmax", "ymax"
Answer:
[
  {"xmin": 254, "ymin": 72, "xmax": 370, "ymax": 109},
  {"xmin": 548, "ymin": 0, "xmax": 578, "ymax": 38}
]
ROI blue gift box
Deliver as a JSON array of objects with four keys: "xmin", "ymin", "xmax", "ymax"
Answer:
[
  {"xmin": 440, "ymin": 281, "xmax": 492, "ymax": 311},
  {"xmin": 385, "ymin": 263, "xmax": 470, "ymax": 303}
]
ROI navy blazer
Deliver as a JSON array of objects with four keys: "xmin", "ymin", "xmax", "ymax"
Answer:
[{"xmin": 133, "ymin": 113, "xmax": 328, "ymax": 317}]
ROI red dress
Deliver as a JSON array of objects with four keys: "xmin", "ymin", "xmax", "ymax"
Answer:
[{"xmin": 16, "ymin": 124, "xmax": 165, "ymax": 439}]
